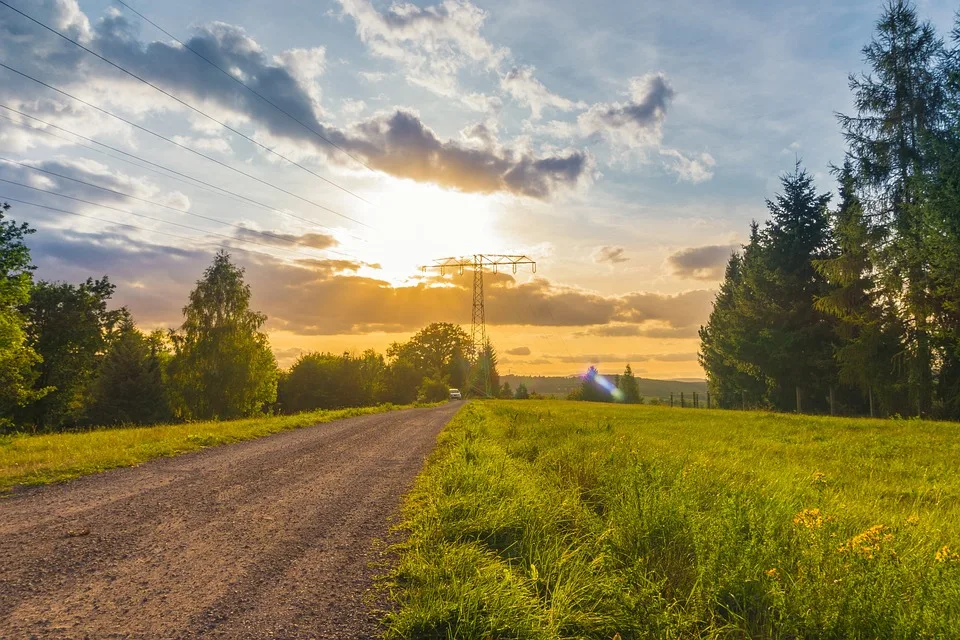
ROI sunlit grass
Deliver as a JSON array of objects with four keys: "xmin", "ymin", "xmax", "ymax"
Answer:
[
  {"xmin": 0, "ymin": 404, "xmax": 421, "ymax": 494},
  {"xmin": 386, "ymin": 400, "xmax": 960, "ymax": 638}
]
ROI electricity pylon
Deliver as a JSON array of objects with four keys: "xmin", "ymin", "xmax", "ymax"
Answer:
[{"xmin": 422, "ymin": 254, "xmax": 537, "ymax": 396}]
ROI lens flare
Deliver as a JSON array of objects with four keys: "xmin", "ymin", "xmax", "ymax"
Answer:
[{"xmin": 583, "ymin": 368, "xmax": 625, "ymax": 401}]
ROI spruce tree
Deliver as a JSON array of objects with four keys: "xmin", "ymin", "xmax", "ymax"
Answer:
[{"xmin": 838, "ymin": 0, "xmax": 944, "ymax": 413}]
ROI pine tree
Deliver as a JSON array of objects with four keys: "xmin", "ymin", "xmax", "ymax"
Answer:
[
  {"xmin": 814, "ymin": 161, "xmax": 908, "ymax": 415},
  {"xmin": 617, "ymin": 364, "xmax": 641, "ymax": 404},
  {"xmin": 86, "ymin": 317, "xmax": 170, "ymax": 426},
  {"xmin": 838, "ymin": 0, "xmax": 944, "ymax": 413}
]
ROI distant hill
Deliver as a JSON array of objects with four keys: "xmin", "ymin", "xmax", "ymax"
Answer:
[{"xmin": 501, "ymin": 375, "xmax": 707, "ymax": 400}]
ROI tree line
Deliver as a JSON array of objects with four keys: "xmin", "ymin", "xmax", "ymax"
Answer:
[
  {"xmin": 0, "ymin": 213, "xmax": 510, "ymax": 433},
  {"xmin": 700, "ymin": 1, "xmax": 960, "ymax": 418}
]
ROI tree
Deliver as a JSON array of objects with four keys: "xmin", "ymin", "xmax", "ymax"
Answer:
[
  {"xmin": 699, "ymin": 165, "xmax": 836, "ymax": 412},
  {"xmin": 20, "ymin": 277, "xmax": 126, "ymax": 430},
  {"xmin": 0, "ymin": 204, "xmax": 45, "ymax": 430},
  {"xmin": 579, "ymin": 367, "xmax": 608, "ymax": 402},
  {"xmin": 167, "ymin": 252, "xmax": 277, "ymax": 420},
  {"xmin": 500, "ymin": 381, "xmax": 512, "ymax": 399},
  {"xmin": 278, "ymin": 350, "xmax": 386, "ymax": 413},
  {"xmin": 468, "ymin": 341, "xmax": 500, "ymax": 397},
  {"xmin": 417, "ymin": 377, "xmax": 449, "ymax": 403},
  {"xmin": 86, "ymin": 317, "xmax": 171, "ymax": 426},
  {"xmin": 617, "ymin": 364, "xmax": 642, "ymax": 404},
  {"xmin": 815, "ymin": 161, "xmax": 908, "ymax": 415},
  {"xmin": 838, "ymin": 0, "xmax": 945, "ymax": 413},
  {"xmin": 514, "ymin": 382, "xmax": 530, "ymax": 400}
]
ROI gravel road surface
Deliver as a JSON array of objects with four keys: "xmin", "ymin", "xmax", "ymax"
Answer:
[{"xmin": 0, "ymin": 403, "xmax": 460, "ymax": 639}]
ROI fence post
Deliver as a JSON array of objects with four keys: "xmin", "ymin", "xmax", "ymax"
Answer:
[
  {"xmin": 670, "ymin": 392, "xmax": 674, "ymax": 408},
  {"xmin": 829, "ymin": 386, "xmax": 835, "ymax": 416},
  {"xmin": 707, "ymin": 391, "xmax": 711, "ymax": 409},
  {"xmin": 796, "ymin": 386, "xmax": 802, "ymax": 413},
  {"xmin": 681, "ymin": 392, "xmax": 685, "ymax": 408}
]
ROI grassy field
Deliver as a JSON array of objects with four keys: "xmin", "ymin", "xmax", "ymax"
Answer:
[
  {"xmin": 0, "ymin": 403, "xmax": 420, "ymax": 494},
  {"xmin": 386, "ymin": 400, "xmax": 960, "ymax": 639}
]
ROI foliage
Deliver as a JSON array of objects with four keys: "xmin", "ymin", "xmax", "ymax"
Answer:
[
  {"xmin": 514, "ymin": 382, "xmax": 530, "ymax": 400},
  {"xmin": 0, "ymin": 204, "xmax": 45, "ymax": 430},
  {"xmin": 85, "ymin": 318, "xmax": 171, "ymax": 426},
  {"xmin": 278, "ymin": 350, "xmax": 386, "ymax": 412},
  {"xmin": 386, "ymin": 400, "xmax": 960, "ymax": 638},
  {"xmin": 617, "ymin": 364, "xmax": 642, "ymax": 403},
  {"xmin": 167, "ymin": 252, "xmax": 278, "ymax": 420},
  {"xmin": 387, "ymin": 322, "xmax": 470, "ymax": 389},
  {"xmin": 417, "ymin": 376, "xmax": 450, "ymax": 403},
  {"xmin": 19, "ymin": 276, "xmax": 127, "ymax": 430}
]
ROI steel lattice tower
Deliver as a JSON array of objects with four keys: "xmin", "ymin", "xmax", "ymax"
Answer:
[{"xmin": 422, "ymin": 254, "xmax": 536, "ymax": 396}]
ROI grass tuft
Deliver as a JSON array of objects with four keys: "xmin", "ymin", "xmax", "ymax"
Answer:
[
  {"xmin": 0, "ymin": 403, "xmax": 429, "ymax": 494},
  {"xmin": 385, "ymin": 400, "xmax": 960, "ymax": 638}
]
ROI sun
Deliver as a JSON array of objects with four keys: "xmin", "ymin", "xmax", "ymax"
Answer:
[{"xmin": 355, "ymin": 179, "xmax": 508, "ymax": 284}]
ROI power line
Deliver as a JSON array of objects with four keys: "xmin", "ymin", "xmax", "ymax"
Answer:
[
  {"xmin": 0, "ymin": 193, "xmax": 321, "ymax": 261},
  {"xmin": 0, "ymin": 181, "xmax": 339, "ymax": 259},
  {"xmin": 114, "ymin": 0, "xmax": 376, "ymax": 174},
  {"xmin": 0, "ymin": 111, "xmax": 257, "ymax": 211},
  {"xmin": 0, "ymin": 0, "xmax": 374, "ymax": 210},
  {"xmin": 0, "ymin": 61, "xmax": 371, "ymax": 230},
  {"xmin": 0, "ymin": 164, "xmax": 361, "ymax": 260},
  {"xmin": 0, "ymin": 103, "xmax": 365, "ymax": 241}
]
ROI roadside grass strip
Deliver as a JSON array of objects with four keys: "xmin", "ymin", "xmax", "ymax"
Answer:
[
  {"xmin": 0, "ymin": 403, "xmax": 427, "ymax": 493},
  {"xmin": 385, "ymin": 400, "xmax": 960, "ymax": 638}
]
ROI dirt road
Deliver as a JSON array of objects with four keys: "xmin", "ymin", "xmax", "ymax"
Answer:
[{"xmin": 0, "ymin": 404, "xmax": 460, "ymax": 639}]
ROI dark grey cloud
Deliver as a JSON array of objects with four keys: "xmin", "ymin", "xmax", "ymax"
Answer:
[
  {"xmin": 614, "ymin": 289, "xmax": 714, "ymax": 330},
  {"xmin": 0, "ymin": 2, "xmax": 589, "ymax": 198},
  {"xmin": 593, "ymin": 245, "xmax": 629, "ymax": 264},
  {"xmin": 22, "ymin": 220, "xmax": 714, "ymax": 336},
  {"xmin": 667, "ymin": 244, "xmax": 739, "ymax": 280},
  {"xmin": 505, "ymin": 346, "xmax": 531, "ymax": 356},
  {"xmin": 233, "ymin": 225, "xmax": 338, "ymax": 251},
  {"xmin": 578, "ymin": 73, "xmax": 675, "ymax": 147}
]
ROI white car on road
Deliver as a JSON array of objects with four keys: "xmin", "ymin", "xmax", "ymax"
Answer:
[{"xmin": 448, "ymin": 388, "xmax": 462, "ymax": 400}]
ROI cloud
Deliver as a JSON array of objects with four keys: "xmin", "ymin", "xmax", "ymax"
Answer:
[
  {"xmin": 666, "ymin": 244, "xmax": 739, "ymax": 280},
  {"xmin": 505, "ymin": 346, "xmax": 531, "ymax": 356},
  {"xmin": 337, "ymin": 0, "xmax": 506, "ymax": 101},
  {"xmin": 232, "ymin": 225, "xmax": 341, "ymax": 251},
  {"xmin": 576, "ymin": 323, "xmax": 701, "ymax": 339},
  {"xmin": 22, "ymin": 221, "xmax": 716, "ymax": 337},
  {"xmin": 347, "ymin": 109, "xmax": 593, "ymax": 198},
  {"xmin": 546, "ymin": 352, "xmax": 696, "ymax": 364},
  {"xmin": 593, "ymin": 245, "xmax": 629, "ymax": 264},
  {"xmin": 578, "ymin": 73, "xmax": 674, "ymax": 148},
  {"xmin": 1, "ymin": 3, "xmax": 588, "ymax": 199},
  {"xmin": 501, "ymin": 66, "xmax": 582, "ymax": 120},
  {"xmin": 660, "ymin": 149, "xmax": 716, "ymax": 183}
]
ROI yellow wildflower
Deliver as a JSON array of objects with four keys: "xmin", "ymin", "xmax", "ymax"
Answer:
[
  {"xmin": 935, "ymin": 546, "xmax": 960, "ymax": 564},
  {"xmin": 812, "ymin": 472, "xmax": 828, "ymax": 489},
  {"xmin": 838, "ymin": 524, "xmax": 892, "ymax": 560},
  {"xmin": 906, "ymin": 513, "xmax": 920, "ymax": 526},
  {"xmin": 765, "ymin": 568, "xmax": 780, "ymax": 579},
  {"xmin": 793, "ymin": 508, "xmax": 824, "ymax": 529}
]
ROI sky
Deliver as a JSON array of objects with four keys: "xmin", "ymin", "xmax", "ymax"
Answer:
[{"xmin": 0, "ymin": 0, "xmax": 956, "ymax": 379}]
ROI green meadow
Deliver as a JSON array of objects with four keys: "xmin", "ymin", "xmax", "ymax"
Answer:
[{"xmin": 386, "ymin": 400, "xmax": 960, "ymax": 639}]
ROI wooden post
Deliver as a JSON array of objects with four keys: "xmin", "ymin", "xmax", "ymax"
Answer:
[
  {"xmin": 670, "ymin": 392, "xmax": 674, "ymax": 408},
  {"xmin": 829, "ymin": 386, "xmax": 835, "ymax": 416},
  {"xmin": 707, "ymin": 391, "xmax": 711, "ymax": 409},
  {"xmin": 693, "ymin": 392, "xmax": 697, "ymax": 408},
  {"xmin": 796, "ymin": 386, "xmax": 801, "ymax": 413},
  {"xmin": 869, "ymin": 387, "xmax": 874, "ymax": 418}
]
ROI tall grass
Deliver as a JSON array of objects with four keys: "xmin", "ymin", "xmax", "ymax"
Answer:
[
  {"xmin": 0, "ymin": 403, "xmax": 421, "ymax": 493},
  {"xmin": 386, "ymin": 400, "xmax": 960, "ymax": 638}
]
